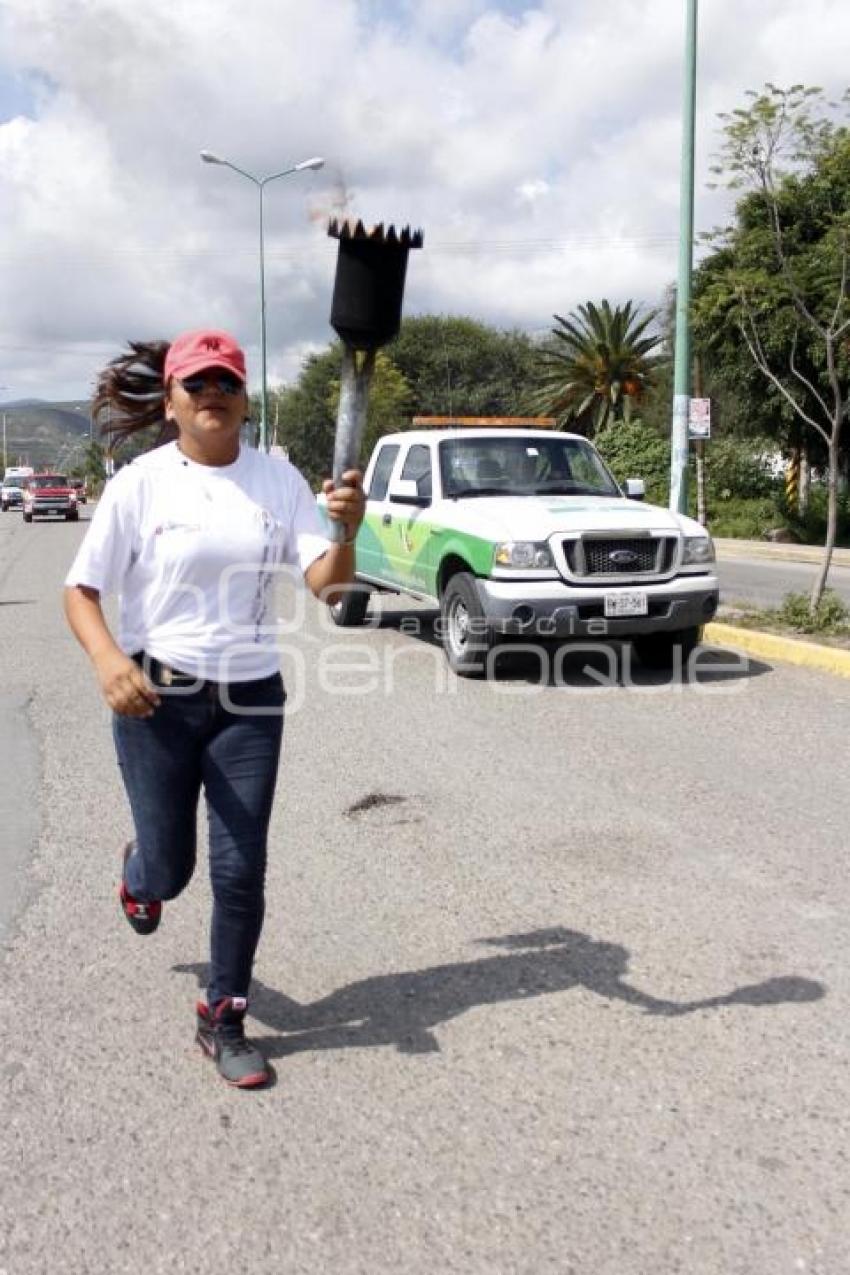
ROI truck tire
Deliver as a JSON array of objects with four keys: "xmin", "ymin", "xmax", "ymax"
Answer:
[
  {"xmin": 23, "ymin": 512, "xmax": 33, "ymax": 523},
  {"xmin": 440, "ymin": 572, "xmax": 494, "ymax": 677},
  {"xmin": 633, "ymin": 625, "xmax": 702, "ymax": 670},
  {"xmin": 66, "ymin": 510, "xmax": 79, "ymax": 521},
  {"xmin": 329, "ymin": 586, "xmax": 370, "ymax": 627}
]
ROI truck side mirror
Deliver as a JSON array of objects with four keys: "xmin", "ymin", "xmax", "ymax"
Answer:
[
  {"xmin": 624, "ymin": 478, "xmax": 645, "ymax": 501},
  {"xmin": 389, "ymin": 479, "xmax": 430, "ymax": 506}
]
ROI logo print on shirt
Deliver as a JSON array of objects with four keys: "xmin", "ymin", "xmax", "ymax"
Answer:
[{"xmin": 154, "ymin": 521, "xmax": 202, "ymax": 536}]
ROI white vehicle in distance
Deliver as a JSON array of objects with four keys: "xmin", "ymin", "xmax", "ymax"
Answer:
[{"xmin": 1, "ymin": 475, "xmax": 26, "ymax": 511}]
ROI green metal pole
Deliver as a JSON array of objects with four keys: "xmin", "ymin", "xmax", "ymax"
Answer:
[
  {"xmin": 669, "ymin": 0, "xmax": 698, "ymax": 514},
  {"xmin": 258, "ymin": 180, "xmax": 268, "ymax": 454}
]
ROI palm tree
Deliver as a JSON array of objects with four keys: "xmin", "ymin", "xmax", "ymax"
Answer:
[{"xmin": 530, "ymin": 300, "xmax": 664, "ymax": 435}]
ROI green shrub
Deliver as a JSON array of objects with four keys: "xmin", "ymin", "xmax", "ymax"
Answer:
[
  {"xmin": 702, "ymin": 436, "xmax": 780, "ymax": 501},
  {"xmin": 595, "ymin": 419, "xmax": 669, "ymax": 505},
  {"xmin": 697, "ymin": 497, "xmax": 777, "ymax": 538},
  {"xmin": 773, "ymin": 589, "xmax": 849, "ymax": 633},
  {"xmin": 773, "ymin": 486, "xmax": 850, "ymax": 546}
]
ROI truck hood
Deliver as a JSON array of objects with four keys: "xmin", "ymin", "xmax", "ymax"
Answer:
[{"xmin": 436, "ymin": 494, "xmax": 705, "ymax": 541}]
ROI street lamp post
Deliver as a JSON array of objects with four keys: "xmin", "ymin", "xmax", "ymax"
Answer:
[{"xmin": 200, "ymin": 149, "xmax": 324, "ymax": 452}]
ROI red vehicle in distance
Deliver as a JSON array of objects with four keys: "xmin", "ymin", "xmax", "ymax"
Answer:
[{"xmin": 22, "ymin": 473, "xmax": 79, "ymax": 522}]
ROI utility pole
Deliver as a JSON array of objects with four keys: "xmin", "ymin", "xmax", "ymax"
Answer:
[
  {"xmin": 0, "ymin": 384, "xmax": 7, "ymax": 472},
  {"xmin": 694, "ymin": 352, "xmax": 707, "ymax": 525},
  {"xmin": 669, "ymin": 0, "xmax": 698, "ymax": 514}
]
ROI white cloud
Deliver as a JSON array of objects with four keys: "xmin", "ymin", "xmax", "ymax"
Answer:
[
  {"xmin": 515, "ymin": 179, "xmax": 550, "ymax": 205},
  {"xmin": 0, "ymin": 0, "xmax": 848, "ymax": 400}
]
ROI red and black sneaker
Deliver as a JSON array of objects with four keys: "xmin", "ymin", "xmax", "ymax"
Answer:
[
  {"xmin": 196, "ymin": 998, "xmax": 270, "ymax": 1088},
  {"xmin": 119, "ymin": 842, "xmax": 162, "ymax": 936}
]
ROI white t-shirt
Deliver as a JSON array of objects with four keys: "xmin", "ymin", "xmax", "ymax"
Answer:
[{"xmin": 65, "ymin": 442, "xmax": 331, "ymax": 681}]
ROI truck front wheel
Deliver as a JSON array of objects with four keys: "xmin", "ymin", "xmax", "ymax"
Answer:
[
  {"xmin": 633, "ymin": 625, "xmax": 702, "ymax": 670},
  {"xmin": 23, "ymin": 512, "xmax": 33, "ymax": 523},
  {"xmin": 440, "ymin": 572, "xmax": 494, "ymax": 677}
]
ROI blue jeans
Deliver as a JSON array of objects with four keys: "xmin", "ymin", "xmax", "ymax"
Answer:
[{"xmin": 112, "ymin": 670, "xmax": 285, "ymax": 1007}]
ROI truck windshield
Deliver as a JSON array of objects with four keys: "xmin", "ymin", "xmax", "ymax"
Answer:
[
  {"xmin": 438, "ymin": 437, "xmax": 620, "ymax": 499},
  {"xmin": 30, "ymin": 475, "xmax": 68, "ymax": 488}
]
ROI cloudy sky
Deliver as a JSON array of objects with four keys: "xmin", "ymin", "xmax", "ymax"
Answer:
[{"xmin": 0, "ymin": 0, "xmax": 849, "ymax": 403}]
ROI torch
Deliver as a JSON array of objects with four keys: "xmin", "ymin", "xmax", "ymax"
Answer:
[{"xmin": 327, "ymin": 218, "xmax": 423, "ymax": 542}]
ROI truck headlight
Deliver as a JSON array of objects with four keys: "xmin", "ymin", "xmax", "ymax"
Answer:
[
  {"xmin": 682, "ymin": 535, "xmax": 715, "ymax": 565},
  {"xmin": 494, "ymin": 541, "xmax": 554, "ymax": 569}
]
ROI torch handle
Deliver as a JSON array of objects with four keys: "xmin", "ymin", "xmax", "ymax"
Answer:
[{"xmin": 329, "ymin": 347, "xmax": 375, "ymax": 543}]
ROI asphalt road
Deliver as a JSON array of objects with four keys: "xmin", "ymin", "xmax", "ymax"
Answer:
[
  {"xmin": 1, "ymin": 509, "xmax": 849, "ymax": 1275},
  {"xmin": 717, "ymin": 553, "xmax": 850, "ymax": 609}
]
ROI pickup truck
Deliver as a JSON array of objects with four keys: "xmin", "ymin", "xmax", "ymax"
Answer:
[
  {"xmin": 22, "ymin": 473, "xmax": 79, "ymax": 522},
  {"xmin": 325, "ymin": 423, "xmax": 719, "ymax": 676}
]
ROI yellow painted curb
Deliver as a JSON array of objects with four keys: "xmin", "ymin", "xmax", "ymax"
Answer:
[{"xmin": 705, "ymin": 622, "xmax": 850, "ymax": 679}]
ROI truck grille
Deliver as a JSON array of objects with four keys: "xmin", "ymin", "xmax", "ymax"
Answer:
[{"xmin": 563, "ymin": 536, "xmax": 677, "ymax": 578}]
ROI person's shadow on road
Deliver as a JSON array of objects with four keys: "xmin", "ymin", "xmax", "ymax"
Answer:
[{"xmin": 174, "ymin": 926, "xmax": 824, "ymax": 1060}]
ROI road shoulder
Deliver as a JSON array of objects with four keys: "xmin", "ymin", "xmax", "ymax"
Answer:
[
  {"xmin": 714, "ymin": 538, "xmax": 850, "ymax": 567},
  {"xmin": 0, "ymin": 692, "xmax": 41, "ymax": 948}
]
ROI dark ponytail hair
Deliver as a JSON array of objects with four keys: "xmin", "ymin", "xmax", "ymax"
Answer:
[{"xmin": 92, "ymin": 339, "xmax": 177, "ymax": 449}]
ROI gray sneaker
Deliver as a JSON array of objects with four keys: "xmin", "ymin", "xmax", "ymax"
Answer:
[{"xmin": 196, "ymin": 998, "xmax": 270, "ymax": 1088}]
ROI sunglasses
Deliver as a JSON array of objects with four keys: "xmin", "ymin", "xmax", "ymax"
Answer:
[{"xmin": 178, "ymin": 371, "xmax": 243, "ymax": 396}]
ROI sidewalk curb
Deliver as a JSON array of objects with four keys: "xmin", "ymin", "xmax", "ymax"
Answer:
[{"xmin": 704, "ymin": 621, "xmax": 850, "ymax": 679}]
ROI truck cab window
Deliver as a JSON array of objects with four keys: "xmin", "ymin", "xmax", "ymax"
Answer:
[
  {"xmin": 367, "ymin": 445, "xmax": 400, "ymax": 501},
  {"xmin": 400, "ymin": 445, "xmax": 432, "ymax": 500}
]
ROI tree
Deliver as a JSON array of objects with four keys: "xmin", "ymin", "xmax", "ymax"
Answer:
[
  {"xmin": 389, "ymin": 316, "xmax": 538, "ymax": 418},
  {"xmin": 82, "ymin": 439, "xmax": 107, "ymax": 483},
  {"xmin": 529, "ymin": 300, "xmax": 664, "ymax": 435},
  {"xmin": 328, "ymin": 350, "xmax": 414, "ymax": 463},
  {"xmin": 274, "ymin": 317, "xmax": 540, "ymax": 486},
  {"xmin": 274, "ymin": 346, "xmax": 342, "ymax": 488},
  {"xmin": 695, "ymin": 84, "xmax": 850, "ymax": 609}
]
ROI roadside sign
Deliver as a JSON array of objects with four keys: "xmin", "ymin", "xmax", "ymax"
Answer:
[{"xmin": 689, "ymin": 398, "xmax": 711, "ymax": 441}]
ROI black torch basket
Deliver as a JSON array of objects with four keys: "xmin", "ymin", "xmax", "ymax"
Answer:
[
  {"xmin": 327, "ymin": 219, "xmax": 423, "ymax": 542},
  {"xmin": 329, "ymin": 218, "xmax": 423, "ymax": 352}
]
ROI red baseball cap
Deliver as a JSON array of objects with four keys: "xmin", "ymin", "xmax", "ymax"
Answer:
[{"xmin": 163, "ymin": 329, "xmax": 247, "ymax": 385}]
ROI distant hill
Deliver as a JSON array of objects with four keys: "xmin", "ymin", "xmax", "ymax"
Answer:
[{"xmin": 1, "ymin": 400, "xmax": 93, "ymax": 472}]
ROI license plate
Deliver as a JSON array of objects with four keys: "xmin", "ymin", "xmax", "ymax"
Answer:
[{"xmin": 604, "ymin": 591, "xmax": 648, "ymax": 618}]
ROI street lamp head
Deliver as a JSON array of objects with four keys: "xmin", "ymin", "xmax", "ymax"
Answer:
[
  {"xmin": 295, "ymin": 156, "xmax": 325, "ymax": 172},
  {"xmin": 200, "ymin": 150, "xmax": 226, "ymax": 165}
]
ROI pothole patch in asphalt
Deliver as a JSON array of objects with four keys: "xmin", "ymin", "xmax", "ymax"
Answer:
[{"xmin": 345, "ymin": 791, "xmax": 408, "ymax": 817}]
